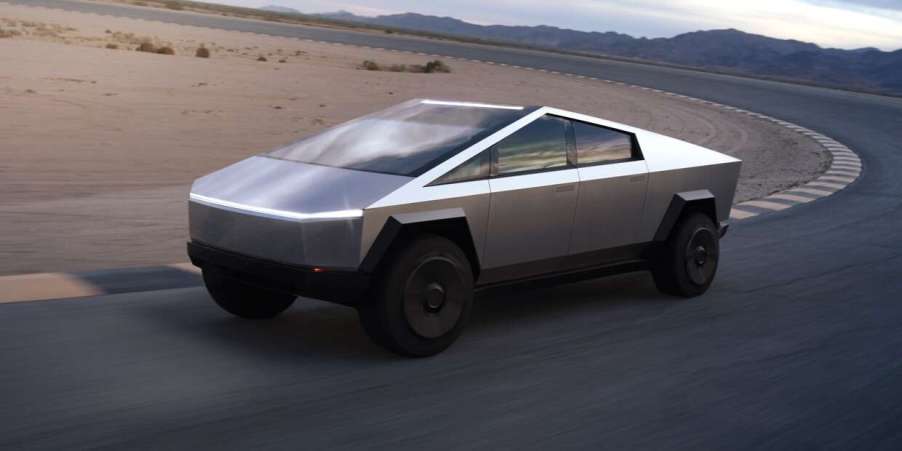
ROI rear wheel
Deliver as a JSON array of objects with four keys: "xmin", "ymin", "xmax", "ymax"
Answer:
[
  {"xmin": 652, "ymin": 212, "xmax": 720, "ymax": 297},
  {"xmin": 359, "ymin": 235, "xmax": 474, "ymax": 357},
  {"xmin": 202, "ymin": 267, "xmax": 296, "ymax": 319}
]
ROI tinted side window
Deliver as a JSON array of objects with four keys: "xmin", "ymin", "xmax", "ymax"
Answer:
[
  {"xmin": 573, "ymin": 121, "xmax": 636, "ymax": 166},
  {"xmin": 432, "ymin": 150, "xmax": 490, "ymax": 185},
  {"xmin": 494, "ymin": 116, "xmax": 569, "ymax": 176}
]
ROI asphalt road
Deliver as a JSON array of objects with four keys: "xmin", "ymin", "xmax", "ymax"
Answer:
[{"xmin": 4, "ymin": 1, "xmax": 902, "ymax": 449}]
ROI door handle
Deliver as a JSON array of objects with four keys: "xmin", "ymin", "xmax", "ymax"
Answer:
[{"xmin": 553, "ymin": 184, "xmax": 575, "ymax": 193}]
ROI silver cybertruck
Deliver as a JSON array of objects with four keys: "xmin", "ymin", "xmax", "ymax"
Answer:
[{"xmin": 188, "ymin": 99, "xmax": 741, "ymax": 356}]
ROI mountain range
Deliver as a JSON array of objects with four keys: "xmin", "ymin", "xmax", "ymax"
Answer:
[{"xmin": 261, "ymin": 5, "xmax": 902, "ymax": 95}]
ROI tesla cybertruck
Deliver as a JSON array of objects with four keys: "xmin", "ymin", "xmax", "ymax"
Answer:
[{"xmin": 188, "ymin": 99, "xmax": 741, "ymax": 356}]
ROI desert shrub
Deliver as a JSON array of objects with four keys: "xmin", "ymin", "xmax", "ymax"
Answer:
[
  {"xmin": 156, "ymin": 46, "xmax": 175, "ymax": 55},
  {"xmin": 0, "ymin": 28, "xmax": 21, "ymax": 38},
  {"xmin": 360, "ymin": 59, "xmax": 451, "ymax": 74},
  {"xmin": 384, "ymin": 29, "xmax": 394, "ymax": 34},
  {"xmin": 423, "ymin": 60, "xmax": 451, "ymax": 73},
  {"xmin": 163, "ymin": 1, "xmax": 184, "ymax": 10},
  {"xmin": 257, "ymin": 55, "xmax": 267, "ymax": 62},
  {"xmin": 105, "ymin": 43, "xmax": 118, "ymax": 49},
  {"xmin": 360, "ymin": 60, "xmax": 380, "ymax": 71},
  {"xmin": 133, "ymin": 1, "xmax": 147, "ymax": 6},
  {"xmin": 195, "ymin": 46, "xmax": 210, "ymax": 58},
  {"xmin": 136, "ymin": 41, "xmax": 156, "ymax": 52},
  {"xmin": 278, "ymin": 58, "xmax": 287, "ymax": 63}
]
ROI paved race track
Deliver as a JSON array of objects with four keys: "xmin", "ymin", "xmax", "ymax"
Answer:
[{"xmin": 3, "ymin": 1, "xmax": 902, "ymax": 449}]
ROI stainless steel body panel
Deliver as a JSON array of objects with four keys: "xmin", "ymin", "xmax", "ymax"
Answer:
[
  {"xmin": 189, "ymin": 100, "xmax": 741, "ymax": 280},
  {"xmin": 190, "ymin": 156, "xmax": 411, "ymax": 214},
  {"xmin": 571, "ymin": 160, "xmax": 649, "ymax": 254},
  {"xmin": 189, "ymin": 202, "xmax": 363, "ymax": 269},
  {"xmin": 361, "ymin": 180, "xmax": 491, "ymax": 264},
  {"xmin": 484, "ymin": 169, "xmax": 580, "ymax": 269},
  {"xmin": 189, "ymin": 156, "xmax": 410, "ymax": 269},
  {"xmin": 640, "ymin": 163, "xmax": 741, "ymax": 240}
]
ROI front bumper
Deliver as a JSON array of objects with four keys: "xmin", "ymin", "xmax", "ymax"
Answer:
[{"xmin": 188, "ymin": 241, "xmax": 371, "ymax": 306}]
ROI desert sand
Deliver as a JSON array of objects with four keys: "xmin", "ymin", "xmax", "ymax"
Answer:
[{"xmin": 0, "ymin": 3, "xmax": 827, "ymax": 274}]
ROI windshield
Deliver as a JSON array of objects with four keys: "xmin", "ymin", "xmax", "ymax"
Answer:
[{"xmin": 265, "ymin": 99, "xmax": 530, "ymax": 176}]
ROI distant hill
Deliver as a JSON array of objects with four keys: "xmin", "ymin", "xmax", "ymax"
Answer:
[
  {"xmin": 259, "ymin": 5, "xmax": 301, "ymax": 15},
  {"xmin": 309, "ymin": 10, "xmax": 902, "ymax": 95}
]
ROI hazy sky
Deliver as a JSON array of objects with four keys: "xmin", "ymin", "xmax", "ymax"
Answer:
[{"xmin": 203, "ymin": 0, "xmax": 902, "ymax": 51}]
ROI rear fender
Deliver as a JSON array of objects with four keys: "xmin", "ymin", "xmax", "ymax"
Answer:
[{"xmin": 654, "ymin": 190, "xmax": 718, "ymax": 241}]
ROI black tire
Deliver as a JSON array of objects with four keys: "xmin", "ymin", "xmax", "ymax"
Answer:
[
  {"xmin": 359, "ymin": 234, "xmax": 474, "ymax": 357},
  {"xmin": 202, "ymin": 267, "xmax": 296, "ymax": 319},
  {"xmin": 652, "ymin": 212, "xmax": 720, "ymax": 297}
]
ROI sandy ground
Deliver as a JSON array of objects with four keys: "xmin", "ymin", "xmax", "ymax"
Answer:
[{"xmin": 0, "ymin": 3, "xmax": 827, "ymax": 275}]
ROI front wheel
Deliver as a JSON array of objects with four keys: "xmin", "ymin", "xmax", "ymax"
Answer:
[
  {"xmin": 202, "ymin": 268, "xmax": 296, "ymax": 319},
  {"xmin": 652, "ymin": 212, "xmax": 720, "ymax": 297},
  {"xmin": 359, "ymin": 235, "xmax": 474, "ymax": 357}
]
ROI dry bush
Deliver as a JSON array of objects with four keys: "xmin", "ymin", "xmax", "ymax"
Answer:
[
  {"xmin": 195, "ymin": 46, "xmax": 210, "ymax": 58},
  {"xmin": 424, "ymin": 60, "xmax": 451, "ymax": 73},
  {"xmin": 278, "ymin": 58, "xmax": 287, "ymax": 63},
  {"xmin": 105, "ymin": 43, "xmax": 118, "ymax": 49},
  {"xmin": 360, "ymin": 60, "xmax": 381, "ymax": 71},
  {"xmin": 132, "ymin": 1, "xmax": 147, "ymax": 6},
  {"xmin": 136, "ymin": 41, "xmax": 156, "ymax": 52},
  {"xmin": 0, "ymin": 28, "xmax": 21, "ymax": 38},
  {"xmin": 257, "ymin": 55, "xmax": 267, "ymax": 62},
  {"xmin": 359, "ymin": 59, "xmax": 452, "ymax": 74},
  {"xmin": 163, "ymin": 1, "xmax": 184, "ymax": 10},
  {"xmin": 156, "ymin": 46, "xmax": 175, "ymax": 55}
]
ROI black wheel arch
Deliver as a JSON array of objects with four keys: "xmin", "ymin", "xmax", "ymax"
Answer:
[
  {"xmin": 654, "ymin": 190, "xmax": 720, "ymax": 242},
  {"xmin": 360, "ymin": 212, "xmax": 481, "ymax": 278}
]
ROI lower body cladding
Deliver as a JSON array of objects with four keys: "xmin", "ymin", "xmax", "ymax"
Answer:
[
  {"xmin": 188, "ymin": 201, "xmax": 369, "ymax": 305},
  {"xmin": 188, "ymin": 221, "xmax": 726, "ymax": 308},
  {"xmin": 187, "ymin": 241, "xmax": 369, "ymax": 306},
  {"xmin": 189, "ymin": 197, "xmax": 727, "ymax": 356}
]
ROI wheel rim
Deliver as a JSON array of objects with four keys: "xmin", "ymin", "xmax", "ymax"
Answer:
[
  {"xmin": 403, "ymin": 256, "xmax": 465, "ymax": 338},
  {"xmin": 684, "ymin": 227, "xmax": 717, "ymax": 286}
]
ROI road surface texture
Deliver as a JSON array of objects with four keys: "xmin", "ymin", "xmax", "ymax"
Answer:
[{"xmin": 2, "ymin": 1, "xmax": 902, "ymax": 449}]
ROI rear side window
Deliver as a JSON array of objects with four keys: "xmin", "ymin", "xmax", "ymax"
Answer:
[
  {"xmin": 431, "ymin": 150, "xmax": 490, "ymax": 185},
  {"xmin": 493, "ymin": 116, "xmax": 569, "ymax": 176},
  {"xmin": 572, "ymin": 121, "xmax": 637, "ymax": 166}
]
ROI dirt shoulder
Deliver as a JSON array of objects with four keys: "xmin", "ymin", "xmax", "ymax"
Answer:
[{"xmin": 0, "ymin": 3, "xmax": 828, "ymax": 274}]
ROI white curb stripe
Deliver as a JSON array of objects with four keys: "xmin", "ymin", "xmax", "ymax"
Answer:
[
  {"xmin": 832, "ymin": 163, "xmax": 862, "ymax": 169},
  {"xmin": 819, "ymin": 175, "xmax": 856, "ymax": 183},
  {"xmin": 791, "ymin": 187, "xmax": 836, "ymax": 196},
  {"xmin": 826, "ymin": 169, "xmax": 860, "ymax": 177},
  {"xmin": 740, "ymin": 200, "xmax": 792, "ymax": 211},
  {"xmin": 769, "ymin": 193, "xmax": 816, "ymax": 203},
  {"xmin": 730, "ymin": 208, "xmax": 757, "ymax": 219},
  {"xmin": 807, "ymin": 181, "xmax": 845, "ymax": 190}
]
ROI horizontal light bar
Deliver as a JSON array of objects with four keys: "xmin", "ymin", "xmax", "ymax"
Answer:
[
  {"xmin": 189, "ymin": 193, "xmax": 363, "ymax": 221},
  {"xmin": 421, "ymin": 99, "xmax": 523, "ymax": 110}
]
